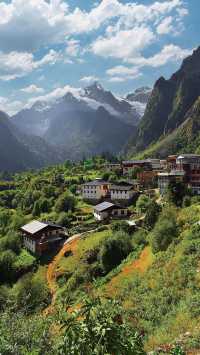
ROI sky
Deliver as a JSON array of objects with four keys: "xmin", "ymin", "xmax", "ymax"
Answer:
[{"xmin": 0, "ymin": 0, "xmax": 199, "ymax": 115}]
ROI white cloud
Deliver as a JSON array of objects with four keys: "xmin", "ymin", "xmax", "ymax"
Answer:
[
  {"xmin": 106, "ymin": 65, "xmax": 141, "ymax": 82},
  {"xmin": 177, "ymin": 7, "xmax": 188, "ymax": 17},
  {"xmin": 91, "ymin": 27, "xmax": 155, "ymax": 60},
  {"xmin": 21, "ymin": 84, "xmax": 45, "ymax": 94},
  {"xmin": 105, "ymin": 45, "xmax": 192, "ymax": 82},
  {"xmin": 107, "ymin": 65, "xmax": 140, "ymax": 77},
  {"xmin": 65, "ymin": 39, "xmax": 81, "ymax": 57},
  {"xmin": 108, "ymin": 76, "xmax": 131, "ymax": 83},
  {"xmin": 79, "ymin": 76, "xmax": 99, "ymax": 84},
  {"xmin": 157, "ymin": 16, "xmax": 174, "ymax": 35},
  {"xmin": 0, "ymin": 49, "xmax": 61, "ymax": 81},
  {"xmin": 0, "ymin": 0, "xmax": 188, "ymax": 53},
  {"xmin": 26, "ymin": 85, "xmax": 82, "ymax": 107},
  {"xmin": 0, "ymin": 96, "xmax": 23, "ymax": 115},
  {"xmin": 128, "ymin": 44, "xmax": 192, "ymax": 68}
]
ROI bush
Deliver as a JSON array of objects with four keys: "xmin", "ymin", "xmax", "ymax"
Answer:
[
  {"xmin": 182, "ymin": 196, "xmax": 191, "ymax": 208},
  {"xmin": 0, "ymin": 250, "xmax": 16, "ymax": 283},
  {"xmin": 111, "ymin": 221, "xmax": 131, "ymax": 234},
  {"xmin": 0, "ymin": 232, "xmax": 21, "ymax": 254},
  {"xmin": 55, "ymin": 193, "xmax": 76, "ymax": 213},
  {"xmin": 0, "ymin": 286, "xmax": 10, "ymax": 311},
  {"xmin": 167, "ymin": 181, "xmax": 190, "ymax": 207},
  {"xmin": 98, "ymin": 231, "xmax": 133, "ymax": 273},
  {"xmin": 136, "ymin": 194, "xmax": 151, "ymax": 214},
  {"xmin": 56, "ymin": 212, "xmax": 71, "ymax": 228},
  {"xmin": 132, "ymin": 230, "xmax": 148, "ymax": 248},
  {"xmin": 0, "ymin": 311, "xmax": 53, "ymax": 354},
  {"xmin": 151, "ymin": 209, "xmax": 178, "ymax": 253},
  {"xmin": 144, "ymin": 201, "xmax": 161, "ymax": 230},
  {"xmin": 58, "ymin": 298, "xmax": 145, "ymax": 355},
  {"xmin": 13, "ymin": 273, "xmax": 50, "ymax": 314}
]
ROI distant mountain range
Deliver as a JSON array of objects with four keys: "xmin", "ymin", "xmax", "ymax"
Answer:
[
  {"xmin": 4, "ymin": 44, "xmax": 200, "ymax": 173},
  {"xmin": 0, "ymin": 83, "xmax": 150, "ymax": 171},
  {"xmin": 126, "ymin": 46, "xmax": 200, "ymax": 158}
]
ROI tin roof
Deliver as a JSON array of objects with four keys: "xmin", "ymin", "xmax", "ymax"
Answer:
[
  {"xmin": 94, "ymin": 202, "xmax": 116, "ymax": 212},
  {"xmin": 21, "ymin": 220, "xmax": 63, "ymax": 235},
  {"xmin": 82, "ymin": 179, "xmax": 109, "ymax": 186},
  {"xmin": 110, "ymin": 182, "xmax": 134, "ymax": 191}
]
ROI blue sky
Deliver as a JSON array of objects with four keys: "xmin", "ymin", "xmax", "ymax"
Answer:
[{"xmin": 0, "ymin": 0, "xmax": 199, "ymax": 114}]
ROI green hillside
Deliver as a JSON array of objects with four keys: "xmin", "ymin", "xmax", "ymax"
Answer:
[{"xmin": 0, "ymin": 159, "xmax": 200, "ymax": 354}]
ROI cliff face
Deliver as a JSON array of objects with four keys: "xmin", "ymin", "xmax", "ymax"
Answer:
[{"xmin": 129, "ymin": 47, "xmax": 200, "ymax": 155}]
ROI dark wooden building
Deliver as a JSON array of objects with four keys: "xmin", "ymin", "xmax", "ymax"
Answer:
[{"xmin": 20, "ymin": 220, "xmax": 66, "ymax": 255}]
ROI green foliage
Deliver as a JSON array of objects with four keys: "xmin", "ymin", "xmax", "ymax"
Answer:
[
  {"xmin": 13, "ymin": 272, "xmax": 50, "ymax": 314},
  {"xmin": 55, "ymin": 192, "xmax": 77, "ymax": 213},
  {"xmin": 32, "ymin": 200, "xmax": 41, "ymax": 217},
  {"xmin": 58, "ymin": 298, "xmax": 145, "ymax": 355},
  {"xmin": 98, "ymin": 231, "xmax": 133, "ymax": 273},
  {"xmin": 151, "ymin": 208, "xmax": 178, "ymax": 253},
  {"xmin": 144, "ymin": 201, "xmax": 161, "ymax": 230},
  {"xmin": 0, "ymin": 250, "xmax": 16, "ymax": 283},
  {"xmin": 166, "ymin": 181, "xmax": 190, "ymax": 207},
  {"xmin": 182, "ymin": 195, "xmax": 191, "ymax": 208},
  {"xmin": 0, "ymin": 311, "xmax": 53, "ymax": 355},
  {"xmin": 136, "ymin": 194, "xmax": 151, "ymax": 214},
  {"xmin": 111, "ymin": 220, "xmax": 131, "ymax": 234},
  {"xmin": 0, "ymin": 286, "xmax": 10, "ymax": 311},
  {"xmin": 0, "ymin": 232, "xmax": 21, "ymax": 254},
  {"xmin": 56, "ymin": 212, "xmax": 72, "ymax": 227}
]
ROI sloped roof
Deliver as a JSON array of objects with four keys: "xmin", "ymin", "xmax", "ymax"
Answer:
[
  {"xmin": 94, "ymin": 202, "xmax": 115, "ymax": 212},
  {"xmin": 82, "ymin": 179, "xmax": 109, "ymax": 186},
  {"xmin": 110, "ymin": 182, "xmax": 134, "ymax": 191},
  {"xmin": 21, "ymin": 220, "xmax": 63, "ymax": 235},
  {"xmin": 177, "ymin": 154, "xmax": 200, "ymax": 159},
  {"xmin": 122, "ymin": 160, "xmax": 149, "ymax": 165},
  {"xmin": 21, "ymin": 221, "xmax": 48, "ymax": 234}
]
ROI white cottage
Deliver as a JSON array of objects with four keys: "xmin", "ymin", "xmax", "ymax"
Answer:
[
  {"xmin": 93, "ymin": 201, "xmax": 128, "ymax": 221},
  {"xmin": 110, "ymin": 182, "xmax": 136, "ymax": 205}
]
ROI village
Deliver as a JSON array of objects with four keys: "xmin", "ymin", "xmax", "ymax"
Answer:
[{"xmin": 20, "ymin": 153, "xmax": 200, "ymax": 256}]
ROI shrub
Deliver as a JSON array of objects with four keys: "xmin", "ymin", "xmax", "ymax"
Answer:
[
  {"xmin": 13, "ymin": 273, "xmax": 50, "ymax": 314},
  {"xmin": 144, "ymin": 201, "xmax": 161, "ymax": 230},
  {"xmin": 136, "ymin": 194, "xmax": 151, "ymax": 214},
  {"xmin": 55, "ymin": 193, "xmax": 76, "ymax": 213},
  {"xmin": 151, "ymin": 209, "xmax": 178, "ymax": 253},
  {"xmin": 132, "ymin": 230, "xmax": 148, "ymax": 248},
  {"xmin": 0, "ymin": 232, "xmax": 21, "ymax": 254},
  {"xmin": 182, "ymin": 195, "xmax": 191, "ymax": 208},
  {"xmin": 98, "ymin": 231, "xmax": 133, "ymax": 273},
  {"xmin": 0, "ymin": 250, "xmax": 16, "ymax": 283},
  {"xmin": 58, "ymin": 298, "xmax": 145, "ymax": 355},
  {"xmin": 111, "ymin": 220, "xmax": 131, "ymax": 234}
]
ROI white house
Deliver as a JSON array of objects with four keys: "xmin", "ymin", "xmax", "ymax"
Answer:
[
  {"xmin": 93, "ymin": 201, "xmax": 128, "ymax": 221},
  {"xmin": 82, "ymin": 179, "xmax": 110, "ymax": 202},
  {"xmin": 110, "ymin": 182, "xmax": 136, "ymax": 205}
]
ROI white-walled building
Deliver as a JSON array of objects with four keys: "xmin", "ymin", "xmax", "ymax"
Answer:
[
  {"xmin": 93, "ymin": 202, "xmax": 128, "ymax": 221},
  {"xmin": 110, "ymin": 182, "xmax": 136, "ymax": 204},
  {"xmin": 82, "ymin": 179, "xmax": 110, "ymax": 202}
]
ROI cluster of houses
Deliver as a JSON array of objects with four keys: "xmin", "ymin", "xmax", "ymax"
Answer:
[
  {"xmin": 82, "ymin": 154, "xmax": 200, "ymax": 221},
  {"xmin": 104, "ymin": 154, "xmax": 200, "ymax": 196},
  {"xmin": 21, "ymin": 153, "xmax": 200, "ymax": 256}
]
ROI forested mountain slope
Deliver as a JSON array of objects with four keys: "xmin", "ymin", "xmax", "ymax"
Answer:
[{"xmin": 127, "ymin": 47, "xmax": 200, "ymax": 157}]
